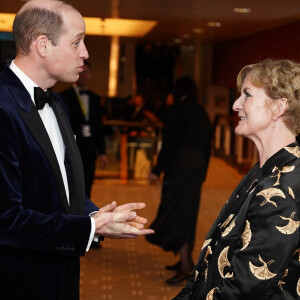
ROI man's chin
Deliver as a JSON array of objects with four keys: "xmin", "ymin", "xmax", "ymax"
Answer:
[{"xmin": 60, "ymin": 74, "xmax": 79, "ymax": 83}]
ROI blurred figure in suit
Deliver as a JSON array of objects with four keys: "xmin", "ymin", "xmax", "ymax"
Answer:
[{"xmin": 61, "ymin": 61, "xmax": 108, "ymax": 198}]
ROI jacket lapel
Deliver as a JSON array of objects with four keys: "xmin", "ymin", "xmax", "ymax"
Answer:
[
  {"xmin": 51, "ymin": 96, "xmax": 85, "ymax": 215},
  {"xmin": 18, "ymin": 103, "xmax": 71, "ymax": 214}
]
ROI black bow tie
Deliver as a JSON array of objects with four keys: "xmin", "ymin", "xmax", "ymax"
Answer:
[
  {"xmin": 34, "ymin": 87, "xmax": 52, "ymax": 110},
  {"xmin": 79, "ymin": 90, "xmax": 89, "ymax": 95}
]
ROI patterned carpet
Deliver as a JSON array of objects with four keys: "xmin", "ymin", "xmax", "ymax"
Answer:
[{"xmin": 80, "ymin": 158, "xmax": 243, "ymax": 299}]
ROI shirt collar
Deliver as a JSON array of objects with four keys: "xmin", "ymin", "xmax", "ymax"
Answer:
[{"xmin": 9, "ymin": 60, "xmax": 38, "ymax": 104}]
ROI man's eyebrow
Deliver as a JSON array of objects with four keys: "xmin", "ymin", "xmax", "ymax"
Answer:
[{"xmin": 73, "ymin": 32, "xmax": 85, "ymax": 39}]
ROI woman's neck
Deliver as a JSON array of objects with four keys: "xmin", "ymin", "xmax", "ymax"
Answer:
[{"xmin": 251, "ymin": 127, "xmax": 295, "ymax": 167}]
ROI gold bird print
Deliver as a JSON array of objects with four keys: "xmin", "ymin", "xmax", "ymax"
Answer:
[
  {"xmin": 276, "ymin": 212, "xmax": 299, "ymax": 235},
  {"xmin": 246, "ymin": 179, "xmax": 258, "ymax": 193},
  {"xmin": 297, "ymin": 278, "xmax": 300, "ymax": 296},
  {"xmin": 201, "ymin": 239, "xmax": 212, "ymax": 250},
  {"xmin": 206, "ymin": 287, "xmax": 219, "ymax": 300},
  {"xmin": 284, "ymin": 146, "xmax": 300, "ymax": 158},
  {"xmin": 294, "ymin": 248, "xmax": 300, "ymax": 261},
  {"xmin": 241, "ymin": 220, "xmax": 252, "ymax": 250},
  {"xmin": 221, "ymin": 214, "xmax": 234, "ymax": 229},
  {"xmin": 249, "ymin": 255, "xmax": 277, "ymax": 280},
  {"xmin": 278, "ymin": 269, "xmax": 288, "ymax": 290},
  {"xmin": 270, "ymin": 165, "xmax": 295, "ymax": 186},
  {"xmin": 204, "ymin": 267, "xmax": 208, "ymax": 282},
  {"xmin": 218, "ymin": 246, "xmax": 233, "ymax": 278},
  {"xmin": 288, "ymin": 187, "xmax": 295, "ymax": 199},
  {"xmin": 204, "ymin": 246, "xmax": 212, "ymax": 264},
  {"xmin": 257, "ymin": 188, "xmax": 285, "ymax": 207},
  {"xmin": 222, "ymin": 218, "xmax": 236, "ymax": 237},
  {"xmin": 203, "ymin": 246, "xmax": 212, "ymax": 282},
  {"xmin": 194, "ymin": 270, "xmax": 199, "ymax": 282}
]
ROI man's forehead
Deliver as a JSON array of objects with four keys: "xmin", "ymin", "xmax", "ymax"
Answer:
[{"xmin": 61, "ymin": 9, "xmax": 86, "ymax": 36}]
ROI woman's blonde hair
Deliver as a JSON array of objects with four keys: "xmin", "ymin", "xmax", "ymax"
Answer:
[{"xmin": 237, "ymin": 59, "xmax": 300, "ymax": 135}]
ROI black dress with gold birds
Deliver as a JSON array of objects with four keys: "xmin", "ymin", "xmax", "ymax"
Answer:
[{"xmin": 173, "ymin": 142, "xmax": 300, "ymax": 300}]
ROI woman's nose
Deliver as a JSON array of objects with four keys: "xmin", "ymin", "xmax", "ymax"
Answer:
[{"xmin": 232, "ymin": 96, "xmax": 242, "ymax": 111}]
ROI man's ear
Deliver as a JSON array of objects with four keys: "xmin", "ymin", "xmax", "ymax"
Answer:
[{"xmin": 35, "ymin": 35, "xmax": 50, "ymax": 58}]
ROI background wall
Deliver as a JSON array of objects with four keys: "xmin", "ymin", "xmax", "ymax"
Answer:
[{"xmin": 212, "ymin": 20, "xmax": 300, "ymax": 88}]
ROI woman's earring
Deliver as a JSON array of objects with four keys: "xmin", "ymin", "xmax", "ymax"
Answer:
[{"xmin": 272, "ymin": 118, "xmax": 276, "ymax": 128}]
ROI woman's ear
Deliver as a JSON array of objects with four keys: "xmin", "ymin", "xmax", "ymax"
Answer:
[
  {"xmin": 35, "ymin": 35, "xmax": 49, "ymax": 58},
  {"xmin": 273, "ymin": 98, "xmax": 288, "ymax": 120}
]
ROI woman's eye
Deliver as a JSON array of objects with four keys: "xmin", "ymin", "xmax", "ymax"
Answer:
[{"xmin": 245, "ymin": 92, "xmax": 251, "ymax": 98}]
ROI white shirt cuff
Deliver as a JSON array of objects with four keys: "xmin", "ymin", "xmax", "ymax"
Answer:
[{"xmin": 86, "ymin": 217, "xmax": 96, "ymax": 251}]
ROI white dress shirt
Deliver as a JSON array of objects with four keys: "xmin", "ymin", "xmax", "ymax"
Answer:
[{"xmin": 9, "ymin": 61, "xmax": 95, "ymax": 251}]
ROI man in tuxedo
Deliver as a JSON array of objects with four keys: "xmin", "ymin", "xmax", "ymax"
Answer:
[
  {"xmin": 0, "ymin": 1, "xmax": 153, "ymax": 299},
  {"xmin": 61, "ymin": 61, "xmax": 108, "ymax": 198}
]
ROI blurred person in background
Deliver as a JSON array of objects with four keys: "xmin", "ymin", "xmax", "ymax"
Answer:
[
  {"xmin": 147, "ymin": 76, "xmax": 212, "ymax": 284},
  {"xmin": 61, "ymin": 60, "xmax": 108, "ymax": 199}
]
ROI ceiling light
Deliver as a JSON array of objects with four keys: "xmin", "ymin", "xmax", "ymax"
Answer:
[
  {"xmin": 233, "ymin": 8, "xmax": 252, "ymax": 13},
  {"xmin": 0, "ymin": 13, "xmax": 157, "ymax": 37},
  {"xmin": 207, "ymin": 21, "xmax": 221, "ymax": 27},
  {"xmin": 193, "ymin": 28, "xmax": 203, "ymax": 34},
  {"xmin": 85, "ymin": 17, "xmax": 157, "ymax": 37}
]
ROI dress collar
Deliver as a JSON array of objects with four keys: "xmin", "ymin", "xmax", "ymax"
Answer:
[{"xmin": 260, "ymin": 141, "xmax": 299, "ymax": 178}]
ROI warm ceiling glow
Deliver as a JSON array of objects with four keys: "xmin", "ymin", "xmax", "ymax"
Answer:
[
  {"xmin": 233, "ymin": 8, "xmax": 252, "ymax": 13},
  {"xmin": 207, "ymin": 21, "xmax": 221, "ymax": 27},
  {"xmin": 0, "ymin": 13, "xmax": 157, "ymax": 37},
  {"xmin": 0, "ymin": 13, "xmax": 15, "ymax": 32},
  {"xmin": 85, "ymin": 18, "xmax": 157, "ymax": 37}
]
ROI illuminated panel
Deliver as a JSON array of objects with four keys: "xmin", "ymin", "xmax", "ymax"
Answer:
[{"xmin": 0, "ymin": 13, "xmax": 157, "ymax": 38}]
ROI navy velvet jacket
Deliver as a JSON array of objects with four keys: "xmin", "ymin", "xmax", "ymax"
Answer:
[
  {"xmin": 0, "ymin": 66, "xmax": 98, "ymax": 296},
  {"xmin": 174, "ymin": 143, "xmax": 300, "ymax": 300}
]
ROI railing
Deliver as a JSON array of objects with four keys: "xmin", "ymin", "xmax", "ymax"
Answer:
[{"xmin": 96, "ymin": 120, "xmax": 162, "ymax": 180}]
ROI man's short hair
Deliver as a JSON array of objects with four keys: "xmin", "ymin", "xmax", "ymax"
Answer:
[{"xmin": 13, "ymin": 1, "xmax": 74, "ymax": 55}]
